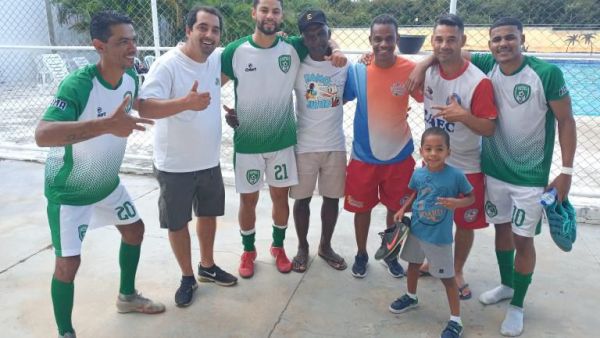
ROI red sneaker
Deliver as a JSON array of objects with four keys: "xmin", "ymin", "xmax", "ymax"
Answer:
[
  {"xmin": 239, "ymin": 250, "xmax": 256, "ymax": 278},
  {"xmin": 270, "ymin": 246, "xmax": 292, "ymax": 273}
]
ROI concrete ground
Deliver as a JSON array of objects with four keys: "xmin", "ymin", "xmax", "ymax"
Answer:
[{"xmin": 1, "ymin": 159, "xmax": 599, "ymax": 338}]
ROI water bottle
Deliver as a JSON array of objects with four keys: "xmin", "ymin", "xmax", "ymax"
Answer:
[{"xmin": 540, "ymin": 188, "xmax": 557, "ymax": 206}]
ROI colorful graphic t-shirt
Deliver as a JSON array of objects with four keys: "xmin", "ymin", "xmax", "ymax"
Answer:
[
  {"xmin": 294, "ymin": 56, "xmax": 348, "ymax": 153},
  {"xmin": 42, "ymin": 65, "xmax": 138, "ymax": 205},
  {"xmin": 409, "ymin": 165, "xmax": 473, "ymax": 245},
  {"xmin": 221, "ymin": 35, "xmax": 308, "ymax": 154},
  {"xmin": 471, "ymin": 54, "xmax": 569, "ymax": 186},
  {"xmin": 424, "ymin": 61, "xmax": 497, "ymax": 173},
  {"xmin": 343, "ymin": 57, "xmax": 423, "ymax": 164}
]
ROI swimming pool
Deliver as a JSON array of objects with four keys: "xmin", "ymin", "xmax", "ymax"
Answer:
[{"xmin": 549, "ymin": 59, "xmax": 600, "ymax": 116}]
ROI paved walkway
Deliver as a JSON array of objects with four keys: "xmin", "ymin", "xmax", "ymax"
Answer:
[{"xmin": 1, "ymin": 159, "xmax": 599, "ymax": 337}]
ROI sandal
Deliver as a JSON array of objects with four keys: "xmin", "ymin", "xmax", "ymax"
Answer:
[
  {"xmin": 458, "ymin": 283, "xmax": 472, "ymax": 300},
  {"xmin": 318, "ymin": 250, "xmax": 347, "ymax": 271}
]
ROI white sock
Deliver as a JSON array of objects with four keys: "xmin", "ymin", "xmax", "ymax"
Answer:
[
  {"xmin": 406, "ymin": 292, "xmax": 417, "ymax": 300},
  {"xmin": 240, "ymin": 228, "xmax": 256, "ymax": 235},
  {"xmin": 479, "ymin": 284, "xmax": 514, "ymax": 305},
  {"xmin": 501, "ymin": 305, "xmax": 524, "ymax": 336},
  {"xmin": 450, "ymin": 315, "xmax": 462, "ymax": 326},
  {"xmin": 273, "ymin": 224, "xmax": 288, "ymax": 229}
]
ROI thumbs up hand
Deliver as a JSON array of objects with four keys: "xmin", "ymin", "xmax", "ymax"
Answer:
[{"xmin": 184, "ymin": 80, "xmax": 211, "ymax": 111}]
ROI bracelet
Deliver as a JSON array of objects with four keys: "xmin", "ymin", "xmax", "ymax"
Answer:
[{"xmin": 560, "ymin": 166, "xmax": 574, "ymax": 175}]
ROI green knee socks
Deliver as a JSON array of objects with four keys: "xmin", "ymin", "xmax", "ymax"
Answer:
[
  {"xmin": 119, "ymin": 242, "xmax": 141, "ymax": 295},
  {"xmin": 241, "ymin": 229, "xmax": 256, "ymax": 252},
  {"xmin": 51, "ymin": 277, "xmax": 74, "ymax": 336},
  {"xmin": 496, "ymin": 250, "xmax": 515, "ymax": 288},
  {"xmin": 510, "ymin": 271, "xmax": 533, "ymax": 308},
  {"xmin": 272, "ymin": 224, "xmax": 287, "ymax": 247}
]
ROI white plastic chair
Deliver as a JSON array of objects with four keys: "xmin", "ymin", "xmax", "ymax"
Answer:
[
  {"xmin": 144, "ymin": 55, "xmax": 156, "ymax": 70},
  {"xmin": 71, "ymin": 56, "xmax": 90, "ymax": 70},
  {"xmin": 37, "ymin": 54, "xmax": 69, "ymax": 88}
]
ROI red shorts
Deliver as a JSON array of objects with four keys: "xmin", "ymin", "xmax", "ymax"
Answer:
[
  {"xmin": 344, "ymin": 157, "xmax": 415, "ymax": 213},
  {"xmin": 454, "ymin": 172, "xmax": 488, "ymax": 230}
]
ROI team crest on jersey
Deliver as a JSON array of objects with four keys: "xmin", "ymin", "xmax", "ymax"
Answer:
[
  {"xmin": 485, "ymin": 201, "xmax": 498, "ymax": 217},
  {"xmin": 78, "ymin": 224, "xmax": 88, "ymax": 241},
  {"xmin": 123, "ymin": 91, "xmax": 134, "ymax": 113},
  {"xmin": 464, "ymin": 208, "xmax": 479, "ymax": 222},
  {"xmin": 513, "ymin": 84, "xmax": 531, "ymax": 104},
  {"xmin": 215, "ymin": 77, "xmax": 220, "ymax": 86},
  {"xmin": 278, "ymin": 55, "xmax": 292, "ymax": 73},
  {"xmin": 246, "ymin": 169, "xmax": 261, "ymax": 185}
]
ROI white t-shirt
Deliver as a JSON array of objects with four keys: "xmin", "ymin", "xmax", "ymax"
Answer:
[
  {"xmin": 424, "ymin": 62, "xmax": 497, "ymax": 173},
  {"xmin": 294, "ymin": 56, "xmax": 348, "ymax": 153},
  {"xmin": 141, "ymin": 46, "xmax": 223, "ymax": 172}
]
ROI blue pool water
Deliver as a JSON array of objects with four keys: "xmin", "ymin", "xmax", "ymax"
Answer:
[{"xmin": 549, "ymin": 59, "xmax": 600, "ymax": 116}]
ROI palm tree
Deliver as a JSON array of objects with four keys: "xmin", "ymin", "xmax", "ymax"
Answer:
[
  {"xmin": 565, "ymin": 34, "xmax": 580, "ymax": 52},
  {"xmin": 581, "ymin": 33, "xmax": 596, "ymax": 54}
]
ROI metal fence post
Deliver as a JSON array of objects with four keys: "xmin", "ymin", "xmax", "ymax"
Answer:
[
  {"xmin": 450, "ymin": 0, "xmax": 458, "ymax": 14},
  {"xmin": 150, "ymin": 0, "xmax": 160, "ymax": 57}
]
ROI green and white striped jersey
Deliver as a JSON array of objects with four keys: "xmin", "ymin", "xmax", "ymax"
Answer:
[
  {"xmin": 221, "ymin": 35, "xmax": 307, "ymax": 154},
  {"xmin": 42, "ymin": 64, "xmax": 138, "ymax": 205},
  {"xmin": 472, "ymin": 54, "xmax": 569, "ymax": 187}
]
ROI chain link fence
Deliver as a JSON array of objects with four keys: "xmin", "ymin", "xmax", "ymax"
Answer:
[{"xmin": 1, "ymin": 0, "xmax": 598, "ymax": 197}]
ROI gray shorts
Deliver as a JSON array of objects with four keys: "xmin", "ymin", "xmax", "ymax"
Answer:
[
  {"xmin": 400, "ymin": 233, "xmax": 454, "ymax": 279},
  {"xmin": 155, "ymin": 165, "xmax": 225, "ymax": 231}
]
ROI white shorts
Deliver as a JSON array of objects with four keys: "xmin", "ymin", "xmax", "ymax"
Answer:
[
  {"xmin": 47, "ymin": 183, "xmax": 141, "ymax": 257},
  {"xmin": 289, "ymin": 151, "xmax": 346, "ymax": 200},
  {"xmin": 484, "ymin": 175, "xmax": 544, "ymax": 238},
  {"xmin": 400, "ymin": 233, "xmax": 454, "ymax": 279},
  {"xmin": 234, "ymin": 146, "xmax": 299, "ymax": 193}
]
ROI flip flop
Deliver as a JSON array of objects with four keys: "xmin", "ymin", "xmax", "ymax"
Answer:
[
  {"xmin": 458, "ymin": 284, "xmax": 472, "ymax": 300},
  {"xmin": 292, "ymin": 254, "xmax": 308, "ymax": 273},
  {"xmin": 318, "ymin": 251, "xmax": 347, "ymax": 271}
]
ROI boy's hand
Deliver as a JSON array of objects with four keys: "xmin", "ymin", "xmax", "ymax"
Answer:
[
  {"xmin": 436, "ymin": 197, "xmax": 462, "ymax": 210},
  {"xmin": 223, "ymin": 105, "xmax": 239, "ymax": 128}
]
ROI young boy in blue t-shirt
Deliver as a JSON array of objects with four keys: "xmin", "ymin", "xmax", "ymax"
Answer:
[{"xmin": 390, "ymin": 127, "xmax": 474, "ymax": 338}]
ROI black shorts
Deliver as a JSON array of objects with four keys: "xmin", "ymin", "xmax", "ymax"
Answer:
[{"xmin": 155, "ymin": 165, "xmax": 225, "ymax": 231}]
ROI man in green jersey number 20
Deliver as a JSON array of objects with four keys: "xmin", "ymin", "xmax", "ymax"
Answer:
[{"xmin": 35, "ymin": 11, "xmax": 164, "ymax": 338}]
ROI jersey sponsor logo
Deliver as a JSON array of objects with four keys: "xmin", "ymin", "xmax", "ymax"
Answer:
[
  {"xmin": 446, "ymin": 93, "xmax": 462, "ymax": 105},
  {"xmin": 278, "ymin": 55, "xmax": 292, "ymax": 73},
  {"xmin": 246, "ymin": 169, "xmax": 261, "ymax": 185},
  {"xmin": 123, "ymin": 91, "xmax": 134, "ymax": 113},
  {"xmin": 558, "ymin": 85, "xmax": 569, "ymax": 97},
  {"xmin": 390, "ymin": 81, "xmax": 407, "ymax": 96},
  {"xmin": 425, "ymin": 86, "xmax": 434, "ymax": 100},
  {"xmin": 485, "ymin": 201, "xmax": 498, "ymax": 217},
  {"xmin": 244, "ymin": 63, "xmax": 257, "ymax": 72},
  {"xmin": 50, "ymin": 98, "xmax": 67, "ymax": 111},
  {"xmin": 463, "ymin": 208, "xmax": 479, "ymax": 222},
  {"xmin": 78, "ymin": 224, "xmax": 88, "ymax": 241},
  {"xmin": 97, "ymin": 107, "xmax": 107, "ymax": 118},
  {"xmin": 424, "ymin": 109, "xmax": 455, "ymax": 133},
  {"xmin": 513, "ymin": 84, "xmax": 531, "ymax": 104}
]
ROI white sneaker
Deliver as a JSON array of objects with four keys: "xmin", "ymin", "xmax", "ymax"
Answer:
[
  {"xmin": 501, "ymin": 305, "xmax": 524, "ymax": 336},
  {"xmin": 479, "ymin": 284, "xmax": 514, "ymax": 305},
  {"xmin": 116, "ymin": 290, "xmax": 165, "ymax": 314}
]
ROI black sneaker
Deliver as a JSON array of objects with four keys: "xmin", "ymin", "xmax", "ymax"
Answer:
[
  {"xmin": 383, "ymin": 255, "xmax": 405, "ymax": 278},
  {"xmin": 389, "ymin": 294, "xmax": 418, "ymax": 314},
  {"xmin": 175, "ymin": 276, "xmax": 197, "ymax": 307},
  {"xmin": 198, "ymin": 264, "xmax": 238, "ymax": 286},
  {"xmin": 441, "ymin": 320, "xmax": 463, "ymax": 338},
  {"xmin": 351, "ymin": 252, "xmax": 369, "ymax": 278},
  {"xmin": 374, "ymin": 217, "xmax": 410, "ymax": 260}
]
